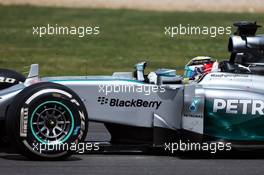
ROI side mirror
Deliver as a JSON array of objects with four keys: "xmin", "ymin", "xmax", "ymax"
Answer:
[
  {"xmin": 134, "ymin": 62, "xmax": 147, "ymax": 82},
  {"xmin": 24, "ymin": 64, "xmax": 40, "ymax": 86},
  {"xmin": 27, "ymin": 64, "xmax": 39, "ymax": 78}
]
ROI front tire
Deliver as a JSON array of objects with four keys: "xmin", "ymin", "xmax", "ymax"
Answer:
[{"xmin": 6, "ymin": 82, "xmax": 88, "ymax": 160}]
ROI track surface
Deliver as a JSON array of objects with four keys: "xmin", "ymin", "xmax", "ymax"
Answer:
[{"xmin": 1, "ymin": 122, "xmax": 264, "ymax": 175}]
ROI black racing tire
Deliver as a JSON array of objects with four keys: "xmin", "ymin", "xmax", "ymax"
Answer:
[
  {"xmin": 0, "ymin": 68, "xmax": 26, "ymax": 90},
  {"xmin": 6, "ymin": 82, "xmax": 88, "ymax": 160}
]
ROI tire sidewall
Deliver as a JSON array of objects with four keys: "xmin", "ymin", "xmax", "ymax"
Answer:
[{"xmin": 6, "ymin": 82, "xmax": 88, "ymax": 160}]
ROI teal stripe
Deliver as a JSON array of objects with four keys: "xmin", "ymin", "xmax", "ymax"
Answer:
[{"xmin": 50, "ymin": 79, "xmax": 145, "ymax": 84}]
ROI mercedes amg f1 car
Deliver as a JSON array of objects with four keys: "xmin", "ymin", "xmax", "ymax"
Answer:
[{"xmin": 0, "ymin": 21, "xmax": 263, "ymax": 160}]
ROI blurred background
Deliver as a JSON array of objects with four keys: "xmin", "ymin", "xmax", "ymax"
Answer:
[{"xmin": 0, "ymin": 0, "xmax": 263, "ymax": 76}]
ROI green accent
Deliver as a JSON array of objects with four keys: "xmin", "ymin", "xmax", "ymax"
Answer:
[
  {"xmin": 156, "ymin": 73, "xmax": 176, "ymax": 77},
  {"xmin": 30, "ymin": 101, "xmax": 74, "ymax": 144},
  {"xmin": 204, "ymin": 100, "xmax": 264, "ymax": 141}
]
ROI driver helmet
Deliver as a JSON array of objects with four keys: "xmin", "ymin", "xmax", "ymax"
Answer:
[{"xmin": 184, "ymin": 56, "xmax": 214, "ymax": 80}]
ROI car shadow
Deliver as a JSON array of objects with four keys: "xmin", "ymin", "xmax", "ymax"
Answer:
[
  {"xmin": 1, "ymin": 147, "xmax": 264, "ymax": 160},
  {"xmin": 0, "ymin": 147, "xmax": 82, "ymax": 161},
  {"xmin": 175, "ymin": 150, "xmax": 264, "ymax": 159},
  {"xmin": 0, "ymin": 153, "xmax": 82, "ymax": 161}
]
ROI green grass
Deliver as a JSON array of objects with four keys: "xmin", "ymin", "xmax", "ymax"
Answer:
[{"xmin": 0, "ymin": 5, "xmax": 263, "ymax": 77}]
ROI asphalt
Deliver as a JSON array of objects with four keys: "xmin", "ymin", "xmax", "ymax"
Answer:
[{"xmin": 1, "ymin": 122, "xmax": 264, "ymax": 175}]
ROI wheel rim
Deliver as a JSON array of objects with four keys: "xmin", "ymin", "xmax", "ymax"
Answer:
[{"xmin": 30, "ymin": 101, "xmax": 74, "ymax": 144}]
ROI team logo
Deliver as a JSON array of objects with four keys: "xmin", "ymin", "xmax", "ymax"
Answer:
[
  {"xmin": 189, "ymin": 97, "xmax": 200, "ymax": 112},
  {"xmin": 213, "ymin": 99, "xmax": 264, "ymax": 115},
  {"xmin": 97, "ymin": 97, "xmax": 109, "ymax": 105},
  {"xmin": 97, "ymin": 97, "xmax": 162, "ymax": 109}
]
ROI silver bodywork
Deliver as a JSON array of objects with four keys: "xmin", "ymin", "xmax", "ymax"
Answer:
[{"xmin": 0, "ymin": 64, "xmax": 264, "ymax": 139}]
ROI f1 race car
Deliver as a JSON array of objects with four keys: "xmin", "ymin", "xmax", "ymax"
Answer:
[{"xmin": 0, "ymin": 21, "xmax": 263, "ymax": 160}]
